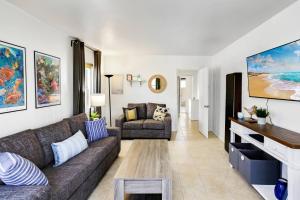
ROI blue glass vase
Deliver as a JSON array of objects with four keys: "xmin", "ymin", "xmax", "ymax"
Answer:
[{"xmin": 274, "ymin": 178, "xmax": 288, "ymax": 200}]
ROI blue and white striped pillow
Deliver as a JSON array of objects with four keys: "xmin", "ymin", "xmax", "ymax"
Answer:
[
  {"xmin": 0, "ymin": 152, "xmax": 48, "ymax": 186},
  {"xmin": 85, "ymin": 118, "xmax": 108, "ymax": 142},
  {"xmin": 51, "ymin": 130, "xmax": 88, "ymax": 167}
]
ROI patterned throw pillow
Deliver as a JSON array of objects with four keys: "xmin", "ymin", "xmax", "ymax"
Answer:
[
  {"xmin": 153, "ymin": 105, "xmax": 168, "ymax": 121},
  {"xmin": 0, "ymin": 152, "xmax": 48, "ymax": 186},
  {"xmin": 51, "ymin": 130, "xmax": 88, "ymax": 167},
  {"xmin": 123, "ymin": 107, "xmax": 138, "ymax": 121},
  {"xmin": 85, "ymin": 118, "xmax": 108, "ymax": 142}
]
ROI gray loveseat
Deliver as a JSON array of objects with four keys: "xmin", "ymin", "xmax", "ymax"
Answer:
[
  {"xmin": 0, "ymin": 113, "xmax": 121, "ymax": 200},
  {"xmin": 116, "ymin": 103, "xmax": 172, "ymax": 140}
]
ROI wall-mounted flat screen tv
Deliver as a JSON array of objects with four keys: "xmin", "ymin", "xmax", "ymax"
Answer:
[{"xmin": 247, "ymin": 39, "xmax": 300, "ymax": 101}]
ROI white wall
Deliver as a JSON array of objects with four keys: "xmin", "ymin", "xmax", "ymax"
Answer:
[
  {"xmin": 102, "ymin": 55, "xmax": 211, "ymax": 131},
  {"xmin": 211, "ymin": 1, "xmax": 300, "ymax": 141},
  {"xmin": 0, "ymin": 1, "xmax": 73, "ymax": 137}
]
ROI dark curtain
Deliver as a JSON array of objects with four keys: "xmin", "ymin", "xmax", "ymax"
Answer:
[
  {"xmin": 73, "ymin": 40, "xmax": 85, "ymax": 115},
  {"xmin": 93, "ymin": 50, "xmax": 102, "ymax": 115}
]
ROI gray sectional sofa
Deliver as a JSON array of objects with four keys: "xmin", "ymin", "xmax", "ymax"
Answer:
[
  {"xmin": 0, "ymin": 113, "xmax": 121, "ymax": 200},
  {"xmin": 116, "ymin": 103, "xmax": 172, "ymax": 140}
]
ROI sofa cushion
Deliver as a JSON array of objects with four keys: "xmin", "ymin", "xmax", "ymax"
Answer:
[
  {"xmin": 85, "ymin": 118, "xmax": 108, "ymax": 142},
  {"xmin": 65, "ymin": 113, "xmax": 88, "ymax": 138},
  {"xmin": 147, "ymin": 103, "xmax": 166, "ymax": 119},
  {"xmin": 89, "ymin": 136, "xmax": 118, "ymax": 150},
  {"xmin": 43, "ymin": 146, "xmax": 109, "ymax": 200},
  {"xmin": 128, "ymin": 103, "xmax": 147, "ymax": 119},
  {"xmin": 35, "ymin": 120, "xmax": 72, "ymax": 168},
  {"xmin": 0, "ymin": 185, "xmax": 51, "ymax": 200},
  {"xmin": 0, "ymin": 129, "xmax": 44, "ymax": 169},
  {"xmin": 123, "ymin": 107, "xmax": 138, "ymax": 121},
  {"xmin": 51, "ymin": 131, "xmax": 88, "ymax": 167},
  {"xmin": 0, "ymin": 152, "xmax": 48, "ymax": 186},
  {"xmin": 123, "ymin": 120, "xmax": 144, "ymax": 130},
  {"xmin": 143, "ymin": 119, "xmax": 165, "ymax": 130}
]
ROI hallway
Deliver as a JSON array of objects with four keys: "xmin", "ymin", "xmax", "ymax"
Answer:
[{"xmin": 89, "ymin": 114, "xmax": 262, "ymax": 200}]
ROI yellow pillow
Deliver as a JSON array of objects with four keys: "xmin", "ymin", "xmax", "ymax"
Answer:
[{"xmin": 123, "ymin": 107, "xmax": 138, "ymax": 121}]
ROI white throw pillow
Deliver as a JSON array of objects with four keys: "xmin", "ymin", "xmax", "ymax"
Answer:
[
  {"xmin": 153, "ymin": 105, "xmax": 168, "ymax": 121},
  {"xmin": 51, "ymin": 130, "xmax": 88, "ymax": 167}
]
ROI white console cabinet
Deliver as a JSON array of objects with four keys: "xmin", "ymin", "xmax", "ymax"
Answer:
[{"xmin": 230, "ymin": 119, "xmax": 300, "ymax": 200}]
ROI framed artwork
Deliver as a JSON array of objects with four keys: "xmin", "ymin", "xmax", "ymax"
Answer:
[
  {"xmin": 0, "ymin": 40, "xmax": 27, "ymax": 114},
  {"xmin": 126, "ymin": 74, "xmax": 132, "ymax": 81},
  {"xmin": 34, "ymin": 51, "xmax": 61, "ymax": 108},
  {"xmin": 111, "ymin": 74, "xmax": 124, "ymax": 94}
]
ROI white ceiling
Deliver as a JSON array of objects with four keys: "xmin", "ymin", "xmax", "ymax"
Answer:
[{"xmin": 7, "ymin": 0, "xmax": 296, "ymax": 55}]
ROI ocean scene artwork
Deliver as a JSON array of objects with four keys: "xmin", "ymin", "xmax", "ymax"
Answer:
[
  {"xmin": 0, "ymin": 41, "xmax": 26, "ymax": 114},
  {"xmin": 247, "ymin": 39, "xmax": 300, "ymax": 101},
  {"xmin": 34, "ymin": 51, "xmax": 61, "ymax": 108}
]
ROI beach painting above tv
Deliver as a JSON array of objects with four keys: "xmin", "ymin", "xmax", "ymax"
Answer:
[{"xmin": 247, "ymin": 39, "xmax": 300, "ymax": 101}]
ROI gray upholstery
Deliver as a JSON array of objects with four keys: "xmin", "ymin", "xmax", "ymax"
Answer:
[
  {"xmin": 143, "ymin": 119, "xmax": 164, "ymax": 130},
  {"xmin": 116, "ymin": 103, "xmax": 171, "ymax": 140},
  {"xmin": 128, "ymin": 103, "xmax": 147, "ymax": 119},
  {"xmin": 0, "ymin": 113, "xmax": 121, "ymax": 200},
  {"xmin": 0, "ymin": 186, "xmax": 51, "ymax": 200},
  {"xmin": 35, "ymin": 120, "xmax": 72, "ymax": 168},
  {"xmin": 43, "ymin": 146, "xmax": 110, "ymax": 200},
  {"xmin": 123, "ymin": 120, "xmax": 144, "ymax": 130},
  {"xmin": 0, "ymin": 129, "xmax": 44, "ymax": 168},
  {"xmin": 122, "ymin": 129, "xmax": 166, "ymax": 138},
  {"xmin": 65, "ymin": 113, "xmax": 88, "ymax": 138},
  {"xmin": 146, "ymin": 103, "xmax": 166, "ymax": 119}
]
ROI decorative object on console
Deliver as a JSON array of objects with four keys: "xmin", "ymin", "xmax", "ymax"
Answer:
[
  {"xmin": 237, "ymin": 112, "xmax": 244, "ymax": 119},
  {"xmin": 153, "ymin": 105, "xmax": 169, "ymax": 121},
  {"xmin": 274, "ymin": 178, "xmax": 288, "ymax": 200},
  {"xmin": 255, "ymin": 107, "xmax": 269, "ymax": 125},
  {"xmin": 123, "ymin": 107, "xmax": 138, "ymax": 121},
  {"xmin": 111, "ymin": 74, "xmax": 124, "ymax": 94},
  {"xmin": 243, "ymin": 105, "xmax": 257, "ymax": 120},
  {"xmin": 90, "ymin": 93, "xmax": 105, "ymax": 120},
  {"xmin": 85, "ymin": 118, "xmax": 108, "ymax": 142},
  {"xmin": 104, "ymin": 74, "xmax": 113, "ymax": 126},
  {"xmin": 34, "ymin": 51, "xmax": 61, "ymax": 108},
  {"xmin": 51, "ymin": 130, "xmax": 88, "ymax": 167},
  {"xmin": 0, "ymin": 40, "xmax": 27, "ymax": 114},
  {"xmin": 148, "ymin": 74, "xmax": 167, "ymax": 93},
  {"xmin": 0, "ymin": 152, "xmax": 48, "ymax": 186}
]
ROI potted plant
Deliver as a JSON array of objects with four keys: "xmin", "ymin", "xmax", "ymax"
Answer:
[
  {"xmin": 255, "ymin": 108, "xmax": 269, "ymax": 125},
  {"xmin": 90, "ymin": 112, "xmax": 100, "ymax": 121}
]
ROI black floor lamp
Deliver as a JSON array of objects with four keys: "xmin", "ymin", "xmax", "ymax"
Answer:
[{"xmin": 104, "ymin": 74, "xmax": 114, "ymax": 126}]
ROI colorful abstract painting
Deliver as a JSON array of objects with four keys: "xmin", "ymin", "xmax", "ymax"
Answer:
[
  {"xmin": 247, "ymin": 39, "xmax": 300, "ymax": 101},
  {"xmin": 34, "ymin": 51, "xmax": 61, "ymax": 108},
  {"xmin": 0, "ymin": 41, "xmax": 26, "ymax": 114}
]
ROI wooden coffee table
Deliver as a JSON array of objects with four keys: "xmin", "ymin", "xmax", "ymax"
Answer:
[{"xmin": 114, "ymin": 140, "xmax": 172, "ymax": 200}]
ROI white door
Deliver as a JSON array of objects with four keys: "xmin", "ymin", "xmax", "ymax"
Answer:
[{"xmin": 198, "ymin": 67, "xmax": 209, "ymax": 138}]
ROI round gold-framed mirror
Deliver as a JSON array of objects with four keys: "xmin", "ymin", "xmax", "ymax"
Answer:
[{"xmin": 148, "ymin": 75, "xmax": 167, "ymax": 93}]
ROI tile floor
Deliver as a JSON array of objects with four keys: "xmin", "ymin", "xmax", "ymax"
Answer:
[{"xmin": 89, "ymin": 114, "xmax": 263, "ymax": 200}]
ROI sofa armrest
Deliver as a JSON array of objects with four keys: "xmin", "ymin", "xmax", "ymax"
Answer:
[
  {"xmin": 0, "ymin": 185, "xmax": 51, "ymax": 200},
  {"xmin": 107, "ymin": 127, "xmax": 121, "ymax": 140},
  {"xmin": 164, "ymin": 113, "xmax": 172, "ymax": 138},
  {"xmin": 115, "ymin": 114, "xmax": 125, "ymax": 129}
]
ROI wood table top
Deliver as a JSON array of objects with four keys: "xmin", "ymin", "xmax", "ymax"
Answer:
[
  {"xmin": 230, "ymin": 117, "xmax": 300, "ymax": 149},
  {"xmin": 115, "ymin": 140, "xmax": 172, "ymax": 180}
]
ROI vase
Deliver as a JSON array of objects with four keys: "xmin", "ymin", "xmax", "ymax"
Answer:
[
  {"xmin": 257, "ymin": 117, "xmax": 266, "ymax": 125},
  {"xmin": 274, "ymin": 178, "xmax": 288, "ymax": 200}
]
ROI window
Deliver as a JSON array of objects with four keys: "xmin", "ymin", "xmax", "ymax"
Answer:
[{"xmin": 85, "ymin": 64, "xmax": 94, "ymax": 113}]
